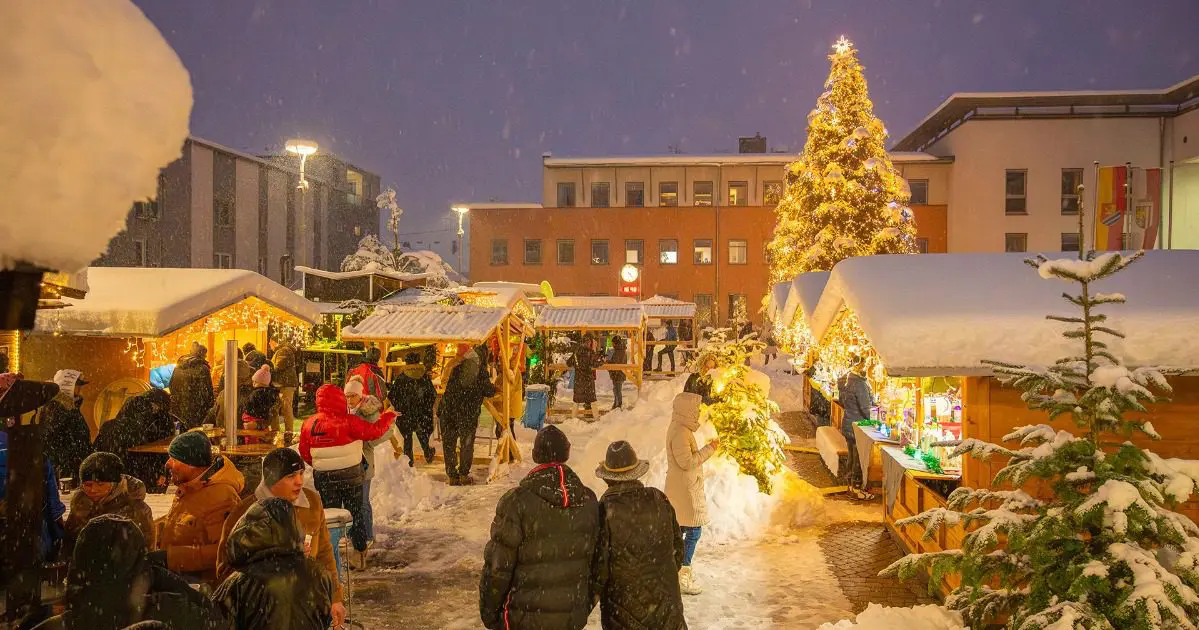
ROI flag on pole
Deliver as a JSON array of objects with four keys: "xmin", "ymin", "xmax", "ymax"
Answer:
[
  {"xmin": 1094, "ymin": 165, "xmax": 1128, "ymax": 251},
  {"xmin": 1129, "ymin": 167, "xmax": 1163, "ymax": 250}
]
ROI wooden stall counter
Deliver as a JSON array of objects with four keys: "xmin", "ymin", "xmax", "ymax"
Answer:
[{"xmin": 881, "ymin": 444, "xmax": 964, "ymax": 594}]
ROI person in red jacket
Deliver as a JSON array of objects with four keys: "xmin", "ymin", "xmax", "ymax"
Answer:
[
  {"xmin": 346, "ymin": 347, "xmax": 388, "ymax": 403},
  {"xmin": 299, "ymin": 384, "xmax": 394, "ymax": 556}
]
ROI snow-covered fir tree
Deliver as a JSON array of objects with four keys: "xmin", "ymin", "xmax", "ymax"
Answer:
[
  {"xmin": 341, "ymin": 234, "xmax": 461, "ymax": 288},
  {"xmin": 882, "ymin": 248, "xmax": 1199, "ymax": 629},
  {"xmin": 340, "ymin": 234, "xmax": 396, "ymax": 272},
  {"xmin": 377, "ymin": 187, "xmax": 403, "ymax": 247},
  {"xmin": 693, "ymin": 328, "xmax": 786, "ymax": 493},
  {"xmin": 766, "ymin": 36, "xmax": 917, "ymax": 284}
]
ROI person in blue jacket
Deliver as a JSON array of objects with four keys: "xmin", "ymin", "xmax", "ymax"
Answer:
[{"xmin": 0, "ymin": 429, "xmax": 67, "ymax": 561}]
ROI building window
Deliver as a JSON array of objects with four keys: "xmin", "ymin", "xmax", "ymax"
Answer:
[
  {"xmin": 214, "ymin": 252, "xmax": 232, "ymax": 269},
  {"xmin": 659, "ymin": 181, "xmax": 679, "ymax": 207},
  {"xmin": 133, "ymin": 239, "xmax": 147, "ymax": 266},
  {"xmin": 1061, "ymin": 232, "xmax": 1081, "ymax": 252},
  {"xmin": 557, "ymin": 239, "xmax": 575, "ymax": 265},
  {"xmin": 916, "ymin": 237, "xmax": 930, "ymax": 254},
  {"xmin": 491, "ymin": 239, "xmax": 509, "ymax": 265},
  {"xmin": 1005, "ymin": 233, "xmax": 1028, "ymax": 253},
  {"xmin": 591, "ymin": 182, "xmax": 610, "ymax": 208},
  {"xmin": 728, "ymin": 239, "xmax": 748, "ymax": 264},
  {"xmin": 1005, "ymin": 170, "xmax": 1027, "ymax": 215},
  {"xmin": 763, "ymin": 181, "xmax": 783, "ymax": 206},
  {"xmin": 591, "ymin": 239, "xmax": 610, "ymax": 265},
  {"xmin": 693, "ymin": 239, "xmax": 713, "ymax": 265},
  {"xmin": 523, "ymin": 239, "xmax": 542, "ymax": 265},
  {"xmin": 659, "ymin": 239, "xmax": 679, "ymax": 264},
  {"xmin": 625, "ymin": 182, "xmax": 645, "ymax": 207},
  {"xmin": 908, "ymin": 179, "xmax": 929, "ymax": 205},
  {"xmin": 1061, "ymin": 169, "xmax": 1083, "ymax": 215},
  {"xmin": 625, "ymin": 239, "xmax": 644, "ymax": 265},
  {"xmin": 695, "ymin": 294, "xmax": 714, "ymax": 328},
  {"xmin": 215, "ymin": 199, "xmax": 234, "ymax": 227},
  {"xmin": 693, "ymin": 181, "xmax": 713, "ymax": 206},
  {"xmin": 728, "ymin": 181, "xmax": 749, "ymax": 206},
  {"xmin": 557, "ymin": 182, "xmax": 577, "ymax": 207}
]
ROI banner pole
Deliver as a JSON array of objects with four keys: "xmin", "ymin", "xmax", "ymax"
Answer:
[
  {"xmin": 1124, "ymin": 162, "xmax": 1133, "ymax": 250},
  {"xmin": 1092, "ymin": 161, "xmax": 1100, "ymax": 251}
]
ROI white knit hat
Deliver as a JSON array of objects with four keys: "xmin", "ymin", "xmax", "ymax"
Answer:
[
  {"xmin": 52, "ymin": 369, "xmax": 83, "ymax": 397},
  {"xmin": 343, "ymin": 375, "xmax": 365, "ymax": 397},
  {"xmin": 251, "ymin": 364, "xmax": 272, "ymax": 388}
]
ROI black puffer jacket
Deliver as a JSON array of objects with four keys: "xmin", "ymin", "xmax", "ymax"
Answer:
[
  {"xmin": 212, "ymin": 497, "xmax": 334, "ymax": 630},
  {"xmin": 93, "ymin": 390, "xmax": 175, "ymax": 485},
  {"xmin": 169, "ymin": 354, "xmax": 214, "ymax": 429},
  {"xmin": 597, "ymin": 481, "xmax": 686, "ymax": 630},
  {"xmin": 388, "ymin": 364, "xmax": 436, "ymax": 434},
  {"xmin": 480, "ymin": 463, "xmax": 602, "ymax": 630},
  {"xmin": 34, "ymin": 514, "xmax": 224, "ymax": 630},
  {"xmin": 438, "ymin": 351, "xmax": 497, "ymax": 428},
  {"xmin": 243, "ymin": 385, "xmax": 279, "ymax": 422},
  {"xmin": 41, "ymin": 391, "xmax": 92, "ymax": 481}
]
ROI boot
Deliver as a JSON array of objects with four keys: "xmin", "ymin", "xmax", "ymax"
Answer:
[
  {"xmin": 679, "ymin": 566, "xmax": 702, "ymax": 595},
  {"xmin": 350, "ymin": 550, "xmax": 368, "ymax": 571}
]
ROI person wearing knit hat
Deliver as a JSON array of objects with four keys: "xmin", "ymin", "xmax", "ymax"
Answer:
[
  {"xmin": 532, "ymin": 425, "xmax": 571, "ymax": 464},
  {"xmin": 242, "ymin": 365, "xmax": 280, "ymax": 438},
  {"xmin": 65, "ymin": 451, "xmax": 157, "ymax": 554},
  {"xmin": 216, "ymin": 447, "xmax": 346, "ymax": 625},
  {"xmin": 159, "ymin": 431, "xmax": 245, "ymax": 584},
  {"xmin": 43, "ymin": 369, "xmax": 94, "ymax": 481}
]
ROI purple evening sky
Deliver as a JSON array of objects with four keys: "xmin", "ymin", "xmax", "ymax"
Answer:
[{"xmin": 134, "ymin": 0, "xmax": 1199, "ymax": 244}]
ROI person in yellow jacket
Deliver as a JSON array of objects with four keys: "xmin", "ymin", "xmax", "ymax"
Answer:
[{"xmin": 152, "ymin": 430, "xmax": 244, "ymax": 586}]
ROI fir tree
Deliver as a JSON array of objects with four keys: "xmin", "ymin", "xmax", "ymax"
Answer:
[
  {"xmin": 767, "ymin": 37, "xmax": 917, "ymax": 284},
  {"xmin": 882, "ymin": 229, "xmax": 1199, "ymax": 627}
]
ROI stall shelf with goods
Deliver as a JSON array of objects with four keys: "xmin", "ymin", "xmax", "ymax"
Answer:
[
  {"xmin": 26, "ymin": 267, "xmax": 321, "ymax": 435},
  {"xmin": 799, "ymin": 251, "xmax": 1199, "ymax": 591}
]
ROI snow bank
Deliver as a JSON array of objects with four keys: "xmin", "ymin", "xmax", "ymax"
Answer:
[
  {"xmin": 570, "ymin": 378, "xmax": 829, "ymax": 543},
  {"xmin": 759, "ymin": 354, "xmax": 806, "ymax": 412},
  {"xmin": 0, "ymin": 0, "xmax": 192, "ymax": 272},
  {"xmin": 817, "ymin": 603, "xmax": 964, "ymax": 629},
  {"xmin": 369, "ymin": 442, "xmax": 457, "ymax": 524}
]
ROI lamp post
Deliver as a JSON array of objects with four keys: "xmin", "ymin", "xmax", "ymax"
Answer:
[
  {"xmin": 285, "ymin": 138, "xmax": 318, "ymax": 268},
  {"xmin": 452, "ymin": 205, "xmax": 470, "ymax": 274}
]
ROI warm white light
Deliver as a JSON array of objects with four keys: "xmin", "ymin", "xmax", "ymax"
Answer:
[
  {"xmin": 620, "ymin": 263, "xmax": 639, "ymax": 282},
  {"xmin": 452, "ymin": 206, "xmax": 470, "ymax": 216},
  {"xmin": 832, "ymin": 36, "xmax": 853, "ymax": 55},
  {"xmin": 285, "ymin": 138, "xmax": 319, "ymax": 156}
]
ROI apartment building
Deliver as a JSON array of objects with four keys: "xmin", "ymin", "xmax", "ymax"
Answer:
[
  {"xmin": 893, "ymin": 72, "xmax": 1199, "ymax": 253},
  {"xmin": 96, "ymin": 136, "xmax": 381, "ymax": 286},
  {"xmin": 466, "ymin": 138, "xmax": 951, "ymax": 326}
]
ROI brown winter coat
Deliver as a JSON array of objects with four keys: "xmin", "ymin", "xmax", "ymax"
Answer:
[
  {"xmin": 64, "ymin": 474, "xmax": 156, "ymax": 553},
  {"xmin": 270, "ymin": 343, "xmax": 300, "ymax": 388},
  {"xmin": 157, "ymin": 455, "xmax": 245, "ymax": 584},
  {"xmin": 568, "ymin": 344, "xmax": 602, "ymax": 404},
  {"xmin": 665, "ymin": 393, "xmax": 716, "ymax": 527},
  {"xmin": 216, "ymin": 486, "xmax": 343, "ymax": 603}
]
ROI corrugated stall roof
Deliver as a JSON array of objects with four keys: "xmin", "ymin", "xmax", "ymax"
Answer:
[
  {"xmin": 535, "ymin": 306, "xmax": 646, "ymax": 330},
  {"xmin": 342, "ymin": 305, "xmax": 507, "ymax": 343}
]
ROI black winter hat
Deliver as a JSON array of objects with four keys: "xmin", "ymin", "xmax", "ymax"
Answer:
[
  {"xmin": 532, "ymin": 425, "xmax": 571, "ymax": 464},
  {"xmin": 364, "ymin": 347, "xmax": 382, "ymax": 364},
  {"xmin": 79, "ymin": 451, "xmax": 124, "ymax": 483},
  {"xmin": 167, "ymin": 430, "xmax": 212, "ymax": 468},
  {"xmin": 404, "ymin": 352, "xmax": 421, "ymax": 364},
  {"xmin": 261, "ymin": 447, "xmax": 306, "ymax": 487}
]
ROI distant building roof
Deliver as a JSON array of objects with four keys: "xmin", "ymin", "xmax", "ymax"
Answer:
[
  {"xmin": 893, "ymin": 72, "xmax": 1199, "ymax": 152},
  {"xmin": 541, "ymin": 152, "xmax": 948, "ymax": 167}
]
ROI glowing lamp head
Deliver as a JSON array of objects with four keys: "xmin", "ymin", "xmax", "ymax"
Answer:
[
  {"xmin": 452, "ymin": 206, "xmax": 470, "ymax": 216},
  {"xmin": 620, "ymin": 264, "xmax": 639, "ymax": 283},
  {"xmin": 284, "ymin": 138, "xmax": 319, "ymax": 157}
]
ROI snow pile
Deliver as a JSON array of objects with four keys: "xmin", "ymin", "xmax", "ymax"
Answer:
[
  {"xmin": 817, "ymin": 603, "xmax": 964, "ymax": 630},
  {"xmin": 341, "ymin": 235, "xmax": 397, "ymax": 272},
  {"xmin": 369, "ymin": 443, "xmax": 457, "ymax": 524},
  {"xmin": 759, "ymin": 355, "xmax": 806, "ymax": 412},
  {"xmin": 398, "ymin": 249, "xmax": 462, "ymax": 286},
  {"xmin": 570, "ymin": 378, "xmax": 829, "ymax": 543},
  {"xmin": 0, "ymin": 0, "xmax": 192, "ymax": 272}
]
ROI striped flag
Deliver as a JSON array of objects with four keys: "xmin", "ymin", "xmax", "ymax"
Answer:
[
  {"xmin": 1130, "ymin": 167, "xmax": 1163, "ymax": 250},
  {"xmin": 1094, "ymin": 166, "xmax": 1128, "ymax": 251}
]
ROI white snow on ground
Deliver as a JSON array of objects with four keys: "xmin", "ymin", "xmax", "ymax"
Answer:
[
  {"xmin": 816, "ymin": 603, "xmax": 964, "ymax": 629},
  {"xmin": 0, "ymin": 0, "xmax": 192, "ymax": 272},
  {"xmin": 758, "ymin": 353, "xmax": 807, "ymax": 413}
]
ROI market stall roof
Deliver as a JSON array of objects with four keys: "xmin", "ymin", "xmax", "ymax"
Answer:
[
  {"xmin": 766, "ymin": 283, "xmax": 791, "ymax": 322},
  {"xmin": 792, "ymin": 272, "xmax": 831, "ymax": 329},
  {"xmin": 342, "ymin": 305, "xmax": 507, "ymax": 344},
  {"xmin": 546, "ymin": 296, "xmax": 637, "ymax": 307},
  {"xmin": 535, "ymin": 305, "xmax": 646, "ymax": 331},
  {"xmin": 811, "ymin": 251, "xmax": 1199, "ymax": 376},
  {"xmin": 640, "ymin": 295, "xmax": 697, "ymax": 319},
  {"xmin": 34, "ymin": 268, "xmax": 322, "ymax": 338},
  {"xmin": 471, "ymin": 281, "xmax": 544, "ymax": 296}
]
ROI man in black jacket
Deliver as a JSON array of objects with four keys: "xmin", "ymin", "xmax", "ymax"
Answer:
[
  {"xmin": 437, "ymin": 346, "xmax": 496, "ymax": 485},
  {"xmin": 387, "ymin": 352, "xmax": 437, "ymax": 466},
  {"xmin": 92, "ymin": 389, "xmax": 175, "ymax": 487},
  {"xmin": 42, "ymin": 369, "xmax": 93, "ymax": 482},
  {"xmin": 595, "ymin": 440, "xmax": 686, "ymax": 630},
  {"xmin": 169, "ymin": 345, "xmax": 214, "ymax": 429},
  {"xmin": 212, "ymin": 497, "xmax": 334, "ymax": 630},
  {"xmin": 480, "ymin": 426, "xmax": 602, "ymax": 630}
]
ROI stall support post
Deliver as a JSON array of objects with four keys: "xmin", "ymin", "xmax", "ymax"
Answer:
[{"xmin": 224, "ymin": 339, "xmax": 238, "ymax": 448}]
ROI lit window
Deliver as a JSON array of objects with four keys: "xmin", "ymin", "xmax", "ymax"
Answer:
[
  {"xmin": 591, "ymin": 239, "xmax": 610, "ymax": 265},
  {"xmin": 659, "ymin": 182, "xmax": 679, "ymax": 207},
  {"xmin": 693, "ymin": 181, "xmax": 713, "ymax": 206},
  {"xmin": 763, "ymin": 181, "xmax": 783, "ymax": 206},
  {"xmin": 1005, "ymin": 170, "xmax": 1027, "ymax": 215},
  {"xmin": 1061, "ymin": 169, "xmax": 1082, "ymax": 215},
  {"xmin": 659, "ymin": 239, "xmax": 678, "ymax": 264},
  {"xmin": 728, "ymin": 239, "xmax": 748, "ymax": 264},
  {"xmin": 693, "ymin": 239, "xmax": 713, "ymax": 265},
  {"xmin": 908, "ymin": 179, "xmax": 929, "ymax": 205},
  {"xmin": 523, "ymin": 239, "xmax": 542, "ymax": 265},
  {"xmin": 625, "ymin": 182, "xmax": 645, "ymax": 207},
  {"xmin": 591, "ymin": 182, "xmax": 610, "ymax": 208},
  {"xmin": 728, "ymin": 181, "xmax": 748, "ymax": 206},
  {"xmin": 625, "ymin": 239, "xmax": 644, "ymax": 264}
]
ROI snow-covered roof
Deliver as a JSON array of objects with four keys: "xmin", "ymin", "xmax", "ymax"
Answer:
[
  {"xmin": 536, "ymin": 306, "xmax": 647, "ymax": 330},
  {"xmin": 34, "ymin": 268, "xmax": 322, "ymax": 337},
  {"xmin": 342, "ymin": 305, "xmax": 507, "ymax": 344},
  {"xmin": 546, "ymin": 296, "xmax": 637, "ymax": 307},
  {"xmin": 541, "ymin": 152, "xmax": 946, "ymax": 167},
  {"xmin": 793, "ymin": 272, "xmax": 831, "ymax": 329},
  {"xmin": 811, "ymin": 251, "xmax": 1199, "ymax": 376},
  {"xmin": 471, "ymin": 281, "xmax": 544, "ymax": 296},
  {"xmin": 450, "ymin": 202, "xmax": 543, "ymax": 210},
  {"xmin": 296, "ymin": 265, "xmax": 433, "ymax": 283},
  {"xmin": 640, "ymin": 296, "xmax": 697, "ymax": 319},
  {"xmin": 766, "ymin": 283, "xmax": 791, "ymax": 321}
]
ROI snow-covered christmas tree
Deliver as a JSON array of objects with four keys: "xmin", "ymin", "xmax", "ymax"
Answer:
[
  {"xmin": 882, "ymin": 243, "xmax": 1199, "ymax": 628},
  {"xmin": 340, "ymin": 234, "xmax": 396, "ymax": 272},
  {"xmin": 341, "ymin": 234, "xmax": 461, "ymax": 289},
  {"xmin": 766, "ymin": 36, "xmax": 917, "ymax": 284}
]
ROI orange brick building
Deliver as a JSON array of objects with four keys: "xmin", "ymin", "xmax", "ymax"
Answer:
[{"xmin": 466, "ymin": 143, "xmax": 950, "ymax": 326}]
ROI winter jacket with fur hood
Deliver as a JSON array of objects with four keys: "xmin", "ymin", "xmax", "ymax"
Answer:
[
  {"xmin": 299, "ymin": 385, "xmax": 394, "ymax": 472},
  {"xmin": 664, "ymin": 392, "xmax": 716, "ymax": 528}
]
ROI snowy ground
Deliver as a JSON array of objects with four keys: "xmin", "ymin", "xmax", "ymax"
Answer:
[{"xmin": 350, "ymin": 369, "xmax": 911, "ymax": 629}]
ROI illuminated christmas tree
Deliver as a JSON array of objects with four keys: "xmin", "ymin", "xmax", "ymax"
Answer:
[{"xmin": 767, "ymin": 36, "xmax": 917, "ymax": 284}]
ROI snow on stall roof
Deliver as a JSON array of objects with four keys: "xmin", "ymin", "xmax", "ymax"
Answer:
[
  {"xmin": 471, "ymin": 281, "xmax": 543, "ymax": 296},
  {"xmin": 343, "ymin": 305, "xmax": 507, "ymax": 343},
  {"xmin": 767, "ymin": 282, "xmax": 792, "ymax": 321},
  {"xmin": 295, "ymin": 265, "xmax": 433, "ymax": 283},
  {"xmin": 546, "ymin": 296, "xmax": 637, "ymax": 307},
  {"xmin": 640, "ymin": 296, "xmax": 697, "ymax": 319},
  {"xmin": 34, "ymin": 267, "xmax": 321, "ymax": 337},
  {"xmin": 810, "ymin": 251, "xmax": 1199, "ymax": 376},
  {"xmin": 780, "ymin": 272, "xmax": 830, "ymax": 329},
  {"xmin": 536, "ymin": 305, "xmax": 646, "ymax": 330}
]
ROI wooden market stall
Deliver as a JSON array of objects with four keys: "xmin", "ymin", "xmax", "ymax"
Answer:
[
  {"xmin": 802, "ymin": 251, "xmax": 1199, "ymax": 589},
  {"xmin": 25, "ymin": 267, "xmax": 321, "ymax": 435},
  {"xmin": 640, "ymin": 295, "xmax": 698, "ymax": 375},
  {"xmin": 340, "ymin": 298, "xmax": 534, "ymax": 477},
  {"xmin": 534, "ymin": 304, "xmax": 648, "ymax": 414}
]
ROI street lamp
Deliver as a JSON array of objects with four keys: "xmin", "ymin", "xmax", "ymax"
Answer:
[
  {"xmin": 285, "ymin": 138, "xmax": 318, "ymax": 268},
  {"xmin": 452, "ymin": 205, "xmax": 470, "ymax": 273}
]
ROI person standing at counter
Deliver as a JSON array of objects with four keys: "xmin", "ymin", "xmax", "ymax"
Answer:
[{"xmin": 836, "ymin": 357, "xmax": 876, "ymax": 501}]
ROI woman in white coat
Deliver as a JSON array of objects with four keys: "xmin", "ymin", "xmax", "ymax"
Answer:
[{"xmin": 664, "ymin": 391, "xmax": 719, "ymax": 595}]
